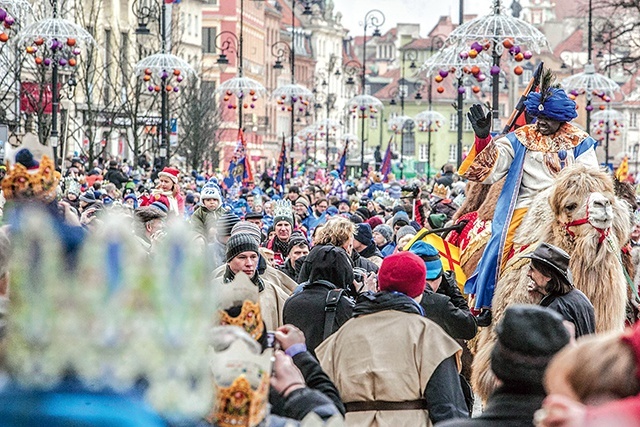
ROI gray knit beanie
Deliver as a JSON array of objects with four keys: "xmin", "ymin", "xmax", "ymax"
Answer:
[
  {"xmin": 396, "ymin": 225, "xmax": 416, "ymax": 242},
  {"xmin": 231, "ymin": 221, "xmax": 262, "ymax": 245},
  {"xmin": 373, "ymin": 224, "xmax": 393, "ymax": 243},
  {"xmin": 226, "ymin": 233, "xmax": 259, "ymax": 262}
]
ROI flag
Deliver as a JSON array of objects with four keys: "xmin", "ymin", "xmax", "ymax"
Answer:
[
  {"xmin": 338, "ymin": 139, "xmax": 349, "ymax": 180},
  {"xmin": 274, "ymin": 135, "xmax": 287, "ymax": 191},
  {"xmin": 404, "ymin": 229, "xmax": 467, "ymax": 289},
  {"xmin": 223, "ymin": 129, "xmax": 253, "ymax": 189},
  {"xmin": 380, "ymin": 136, "xmax": 393, "ymax": 182},
  {"xmin": 615, "ymin": 156, "xmax": 629, "ymax": 181}
]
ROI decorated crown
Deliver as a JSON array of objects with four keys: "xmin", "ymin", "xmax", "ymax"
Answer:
[
  {"xmin": 214, "ymin": 272, "xmax": 264, "ymax": 340},
  {"xmin": 2, "ymin": 155, "xmax": 60, "ymax": 203},
  {"xmin": 64, "ymin": 177, "xmax": 81, "ymax": 196},
  {"xmin": 208, "ymin": 326, "xmax": 272, "ymax": 427},
  {"xmin": 273, "ymin": 199, "xmax": 293, "ymax": 223},
  {"xmin": 431, "ymin": 183, "xmax": 449, "ymax": 200}
]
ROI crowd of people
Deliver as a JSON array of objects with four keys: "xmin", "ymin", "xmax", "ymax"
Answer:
[{"xmin": 0, "ymin": 69, "xmax": 640, "ymax": 426}]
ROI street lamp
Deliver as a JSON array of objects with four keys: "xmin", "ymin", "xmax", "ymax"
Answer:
[
  {"xmin": 16, "ymin": 0, "xmax": 95, "ymax": 169},
  {"xmin": 133, "ymin": 0, "xmax": 196, "ymax": 170}
]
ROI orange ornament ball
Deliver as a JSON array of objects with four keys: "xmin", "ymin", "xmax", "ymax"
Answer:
[
  {"xmin": 243, "ymin": 103, "xmax": 249, "ymax": 109},
  {"xmin": 471, "ymin": 65, "xmax": 480, "ymax": 75},
  {"xmin": 166, "ymin": 85, "xmax": 173, "ymax": 92},
  {"xmin": 145, "ymin": 68, "xmax": 152, "ymax": 75},
  {"xmin": 599, "ymin": 105, "xmax": 606, "ymax": 110},
  {"xmin": 434, "ymin": 75, "xmax": 443, "ymax": 83},
  {"xmin": 472, "ymin": 86, "xmax": 481, "ymax": 93},
  {"xmin": 468, "ymin": 49, "xmax": 478, "ymax": 58},
  {"xmin": 67, "ymin": 38, "xmax": 76, "ymax": 47},
  {"xmin": 68, "ymin": 58, "xmax": 77, "ymax": 67},
  {"xmin": 568, "ymin": 94, "xmax": 576, "ymax": 100},
  {"xmin": 514, "ymin": 52, "xmax": 524, "ymax": 62},
  {"xmin": 143, "ymin": 75, "xmax": 151, "ymax": 82},
  {"xmin": 514, "ymin": 66, "xmax": 523, "ymax": 75},
  {"xmin": 0, "ymin": 33, "xmax": 9, "ymax": 43},
  {"xmin": 436, "ymin": 86, "xmax": 445, "ymax": 94},
  {"xmin": 503, "ymin": 39, "xmax": 514, "ymax": 49},
  {"xmin": 173, "ymin": 69, "xmax": 181, "ymax": 76},
  {"xmin": 35, "ymin": 57, "xmax": 43, "ymax": 65},
  {"xmin": 35, "ymin": 38, "xmax": 44, "ymax": 46},
  {"xmin": 26, "ymin": 46, "xmax": 35, "ymax": 54},
  {"xmin": 249, "ymin": 90, "xmax": 256, "ymax": 96},
  {"xmin": 154, "ymin": 86, "xmax": 161, "ymax": 92}
]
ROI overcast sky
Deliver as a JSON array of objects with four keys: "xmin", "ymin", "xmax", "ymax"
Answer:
[{"xmin": 334, "ymin": 0, "xmax": 494, "ymax": 38}]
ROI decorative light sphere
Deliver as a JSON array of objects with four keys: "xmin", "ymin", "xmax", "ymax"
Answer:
[
  {"xmin": 68, "ymin": 58, "xmax": 77, "ymax": 67},
  {"xmin": 585, "ymin": 105, "xmax": 594, "ymax": 111},
  {"xmin": 43, "ymin": 58, "xmax": 51, "ymax": 66},
  {"xmin": 514, "ymin": 53, "xmax": 524, "ymax": 62},
  {"xmin": 468, "ymin": 49, "xmax": 478, "ymax": 59},
  {"xmin": 4, "ymin": 15, "xmax": 14, "ymax": 26},
  {"xmin": 471, "ymin": 42, "xmax": 484, "ymax": 52},
  {"xmin": 0, "ymin": 9, "xmax": 6, "ymax": 22},
  {"xmin": 434, "ymin": 75, "xmax": 443, "ymax": 83},
  {"xmin": 459, "ymin": 51, "xmax": 469, "ymax": 60},
  {"xmin": 437, "ymin": 86, "xmax": 445, "ymax": 93},
  {"xmin": 476, "ymin": 73, "xmax": 486, "ymax": 82},
  {"xmin": 27, "ymin": 46, "xmax": 39, "ymax": 55},
  {"xmin": 458, "ymin": 86, "xmax": 466, "ymax": 94},
  {"xmin": 228, "ymin": 104, "xmax": 234, "ymax": 109},
  {"xmin": 66, "ymin": 38, "xmax": 76, "ymax": 47},
  {"xmin": 50, "ymin": 40, "xmax": 59, "ymax": 50},
  {"xmin": 165, "ymin": 85, "xmax": 173, "ymax": 92},
  {"xmin": 148, "ymin": 85, "xmax": 154, "ymax": 92},
  {"xmin": 173, "ymin": 69, "xmax": 180, "ymax": 76},
  {"xmin": 503, "ymin": 39, "xmax": 514, "ymax": 49},
  {"xmin": 250, "ymin": 103, "xmax": 255, "ymax": 108},
  {"xmin": 176, "ymin": 76, "xmax": 184, "ymax": 83},
  {"xmin": 523, "ymin": 51, "xmax": 533, "ymax": 60},
  {"xmin": 249, "ymin": 90, "xmax": 256, "ymax": 96},
  {"xmin": 58, "ymin": 58, "xmax": 67, "ymax": 66},
  {"xmin": 73, "ymin": 48, "xmax": 81, "ymax": 55},
  {"xmin": 35, "ymin": 57, "xmax": 43, "ymax": 65},
  {"xmin": 514, "ymin": 65, "xmax": 523, "ymax": 75},
  {"xmin": 490, "ymin": 65, "xmax": 501, "ymax": 75},
  {"xmin": 471, "ymin": 65, "xmax": 480, "ymax": 75},
  {"xmin": 439, "ymin": 69, "xmax": 449, "ymax": 78},
  {"xmin": 251, "ymin": 96, "xmax": 258, "ymax": 101},
  {"xmin": 143, "ymin": 75, "xmax": 151, "ymax": 82},
  {"xmin": 35, "ymin": 37, "xmax": 44, "ymax": 46},
  {"xmin": 472, "ymin": 85, "xmax": 481, "ymax": 93}
]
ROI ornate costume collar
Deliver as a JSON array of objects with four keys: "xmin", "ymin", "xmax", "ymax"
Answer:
[{"xmin": 514, "ymin": 123, "xmax": 588, "ymax": 153}]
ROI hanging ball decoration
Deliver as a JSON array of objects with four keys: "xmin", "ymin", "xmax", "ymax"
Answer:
[
  {"xmin": 503, "ymin": 39, "xmax": 514, "ymax": 49},
  {"xmin": 570, "ymin": 89, "xmax": 579, "ymax": 97},
  {"xmin": 243, "ymin": 103, "xmax": 249, "ymax": 109},
  {"xmin": 458, "ymin": 86, "xmax": 466, "ymax": 94},
  {"xmin": 0, "ymin": 9, "xmax": 6, "ymax": 21},
  {"xmin": 68, "ymin": 58, "xmax": 77, "ymax": 67},
  {"xmin": 585, "ymin": 105, "xmax": 594, "ymax": 111},
  {"xmin": 67, "ymin": 38, "xmax": 76, "ymax": 47},
  {"xmin": 0, "ymin": 33, "xmax": 8, "ymax": 43},
  {"xmin": 250, "ymin": 103, "xmax": 255, "ymax": 109},
  {"xmin": 143, "ymin": 75, "xmax": 151, "ymax": 82},
  {"xmin": 161, "ymin": 71, "xmax": 169, "ymax": 79},
  {"xmin": 437, "ymin": 86, "xmax": 445, "ymax": 94},
  {"xmin": 145, "ymin": 68, "xmax": 152, "ymax": 75},
  {"xmin": 176, "ymin": 75, "xmax": 184, "ymax": 83},
  {"xmin": 173, "ymin": 87, "xmax": 179, "ymax": 92},
  {"xmin": 249, "ymin": 90, "xmax": 256, "ymax": 96},
  {"xmin": 73, "ymin": 48, "xmax": 81, "ymax": 56},
  {"xmin": 173, "ymin": 69, "xmax": 181, "ymax": 76},
  {"xmin": 287, "ymin": 106, "xmax": 293, "ymax": 112},
  {"xmin": 471, "ymin": 42, "xmax": 484, "ymax": 52},
  {"xmin": 228, "ymin": 104, "xmax": 234, "ymax": 109},
  {"xmin": 26, "ymin": 46, "xmax": 36, "ymax": 54},
  {"xmin": 50, "ymin": 39, "xmax": 59, "ymax": 50},
  {"xmin": 252, "ymin": 96, "xmax": 258, "ymax": 101},
  {"xmin": 468, "ymin": 49, "xmax": 478, "ymax": 59},
  {"xmin": 4, "ymin": 16, "xmax": 14, "ymax": 26},
  {"xmin": 237, "ymin": 91, "xmax": 244, "ymax": 98},
  {"xmin": 514, "ymin": 66, "xmax": 524, "ymax": 75},
  {"xmin": 35, "ymin": 57, "xmax": 43, "ymax": 65},
  {"xmin": 439, "ymin": 69, "xmax": 449, "ymax": 78},
  {"xmin": 568, "ymin": 94, "xmax": 576, "ymax": 100},
  {"xmin": 435, "ymin": 75, "xmax": 443, "ymax": 83},
  {"xmin": 226, "ymin": 90, "xmax": 232, "ymax": 96},
  {"xmin": 58, "ymin": 58, "xmax": 67, "ymax": 66},
  {"xmin": 471, "ymin": 65, "xmax": 480, "ymax": 75},
  {"xmin": 148, "ymin": 85, "xmax": 155, "ymax": 92},
  {"xmin": 509, "ymin": 45, "xmax": 521, "ymax": 55},
  {"xmin": 476, "ymin": 73, "xmax": 486, "ymax": 82},
  {"xmin": 165, "ymin": 85, "xmax": 173, "ymax": 92},
  {"xmin": 599, "ymin": 105, "xmax": 606, "ymax": 110},
  {"xmin": 472, "ymin": 85, "xmax": 481, "ymax": 93},
  {"xmin": 490, "ymin": 65, "xmax": 501, "ymax": 75},
  {"xmin": 35, "ymin": 37, "xmax": 44, "ymax": 46},
  {"xmin": 514, "ymin": 52, "xmax": 524, "ymax": 62},
  {"xmin": 523, "ymin": 51, "xmax": 533, "ymax": 60},
  {"xmin": 43, "ymin": 58, "xmax": 51, "ymax": 66},
  {"xmin": 459, "ymin": 51, "xmax": 469, "ymax": 60},
  {"xmin": 154, "ymin": 85, "xmax": 161, "ymax": 92}
]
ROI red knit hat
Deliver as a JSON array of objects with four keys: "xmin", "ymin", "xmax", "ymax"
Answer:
[
  {"xmin": 158, "ymin": 167, "xmax": 180, "ymax": 184},
  {"xmin": 378, "ymin": 252, "xmax": 426, "ymax": 298}
]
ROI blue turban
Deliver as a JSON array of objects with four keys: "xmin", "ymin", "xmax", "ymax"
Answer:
[{"xmin": 524, "ymin": 88, "xmax": 577, "ymax": 123}]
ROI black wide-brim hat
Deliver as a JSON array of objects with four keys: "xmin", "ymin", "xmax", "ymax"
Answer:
[{"xmin": 521, "ymin": 242, "xmax": 573, "ymax": 286}]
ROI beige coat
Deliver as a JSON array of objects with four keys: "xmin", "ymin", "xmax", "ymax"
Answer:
[{"xmin": 316, "ymin": 310, "xmax": 461, "ymax": 427}]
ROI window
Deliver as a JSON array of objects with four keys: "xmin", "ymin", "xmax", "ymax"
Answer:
[
  {"xmin": 448, "ymin": 144, "xmax": 457, "ymax": 163},
  {"xmin": 103, "ymin": 29, "xmax": 112, "ymax": 105},
  {"xmin": 202, "ymin": 27, "xmax": 217, "ymax": 54},
  {"xmin": 449, "ymin": 113, "xmax": 457, "ymax": 131},
  {"xmin": 630, "ymin": 111, "xmax": 638, "ymax": 128},
  {"xmin": 187, "ymin": 14, "xmax": 191, "ymax": 36},
  {"xmin": 419, "ymin": 144, "xmax": 428, "ymax": 162},
  {"xmin": 464, "ymin": 115, "xmax": 473, "ymax": 132}
]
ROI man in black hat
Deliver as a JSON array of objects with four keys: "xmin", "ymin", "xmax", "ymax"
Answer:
[
  {"xmin": 522, "ymin": 242, "xmax": 595, "ymax": 337},
  {"xmin": 104, "ymin": 159, "xmax": 128, "ymax": 190},
  {"xmin": 278, "ymin": 235, "xmax": 309, "ymax": 282}
]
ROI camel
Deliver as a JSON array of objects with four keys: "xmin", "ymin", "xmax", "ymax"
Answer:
[{"xmin": 467, "ymin": 164, "xmax": 632, "ymax": 402}]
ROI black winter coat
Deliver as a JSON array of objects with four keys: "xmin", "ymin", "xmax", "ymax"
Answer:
[
  {"xmin": 283, "ymin": 280, "xmax": 354, "ymax": 356},
  {"xmin": 104, "ymin": 168, "xmax": 129, "ymax": 189},
  {"xmin": 540, "ymin": 288, "xmax": 596, "ymax": 337},
  {"xmin": 436, "ymin": 387, "xmax": 545, "ymax": 427},
  {"xmin": 421, "ymin": 271, "xmax": 478, "ymax": 340}
]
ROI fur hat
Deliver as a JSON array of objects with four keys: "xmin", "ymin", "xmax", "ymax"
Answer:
[
  {"xmin": 378, "ymin": 252, "xmax": 426, "ymax": 298},
  {"xmin": 373, "ymin": 224, "xmax": 393, "ymax": 243},
  {"xmin": 226, "ymin": 233, "xmax": 259, "ymax": 263},
  {"xmin": 158, "ymin": 167, "xmax": 180, "ymax": 184},
  {"xmin": 409, "ymin": 241, "xmax": 443, "ymax": 280},
  {"xmin": 491, "ymin": 305, "xmax": 570, "ymax": 387}
]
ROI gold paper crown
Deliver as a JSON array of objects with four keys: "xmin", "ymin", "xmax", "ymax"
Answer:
[
  {"xmin": 208, "ymin": 327, "xmax": 272, "ymax": 427},
  {"xmin": 431, "ymin": 183, "xmax": 448, "ymax": 199},
  {"xmin": 215, "ymin": 272, "xmax": 264, "ymax": 340},
  {"xmin": 273, "ymin": 199, "xmax": 293, "ymax": 222},
  {"xmin": 2, "ymin": 155, "xmax": 60, "ymax": 203}
]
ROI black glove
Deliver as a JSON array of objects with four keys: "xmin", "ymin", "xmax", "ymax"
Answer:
[
  {"xmin": 467, "ymin": 104, "xmax": 492, "ymax": 139},
  {"xmin": 475, "ymin": 309, "xmax": 492, "ymax": 327}
]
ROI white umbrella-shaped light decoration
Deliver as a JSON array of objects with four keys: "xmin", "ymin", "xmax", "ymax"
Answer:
[
  {"xmin": 561, "ymin": 64, "xmax": 620, "ymax": 111},
  {"xmin": 16, "ymin": 16, "xmax": 97, "ymax": 70},
  {"xmin": 216, "ymin": 76, "xmax": 266, "ymax": 110},
  {"xmin": 421, "ymin": 44, "xmax": 493, "ymax": 95},
  {"xmin": 0, "ymin": 0, "xmax": 32, "ymax": 43},
  {"xmin": 315, "ymin": 118, "xmax": 341, "ymax": 136},
  {"xmin": 388, "ymin": 115, "xmax": 414, "ymax": 133},
  {"xmin": 272, "ymin": 83, "xmax": 314, "ymax": 114},
  {"xmin": 591, "ymin": 107, "xmax": 624, "ymax": 144},
  {"xmin": 591, "ymin": 108, "xmax": 624, "ymax": 122},
  {"xmin": 415, "ymin": 110, "xmax": 446, "ymax": 132},
  {"xmin": 135, "ymin": 53, "xmax": 197, "ymax": 94},
  {"xmin": 346, "ymin": 94, "xmax": 383, "ymax": 119}
]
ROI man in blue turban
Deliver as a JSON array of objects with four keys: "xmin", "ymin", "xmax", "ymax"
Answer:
[{"xmin": 458, "ymin": 69, "xmax": 599, "ymax": 315}]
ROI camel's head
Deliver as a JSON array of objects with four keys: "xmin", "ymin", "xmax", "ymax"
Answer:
[{"xmin": 550, "ymin": 165, "xmax": 617, "ymax": 243}]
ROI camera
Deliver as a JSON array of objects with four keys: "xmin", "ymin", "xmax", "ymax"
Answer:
[{"xmin": 353, "ymin": 267, "xmax": 367, "ymax": 284}]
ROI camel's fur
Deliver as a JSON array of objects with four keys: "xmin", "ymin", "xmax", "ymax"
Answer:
[{"xmin": 469, "ymin": 165, "xmax": 631, "ymax": 402}]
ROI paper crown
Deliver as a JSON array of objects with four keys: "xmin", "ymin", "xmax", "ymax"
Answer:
[
  {"xmin": 431, "ymin": 183, "xmax": 448, "ymax": 199},
  {"xmin": 208, "ymin": 326, "xmax": 272, "ymax": 427},
  {"xmin": 273, "ymin": 199, "xmax": 293, "ymax": 223},
  {"xmin": 215, "ymin": 272, "xmax": 264, "ymax": 340},
  {"xmin": 64, "ymin": 177, "xmax": 81, "ymax": 196},
  {"xmin": 2, "ymin": 155, "xmax": 60, "ymax": 203}
]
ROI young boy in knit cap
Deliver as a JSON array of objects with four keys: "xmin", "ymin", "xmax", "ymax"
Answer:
[
  {"xmin": 317, "ymin": 251, "xmax": 468, "ymax": 426},
  {"xmin": 192, "ymin": 185, "xmax": 225, "ymax": 243}
]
